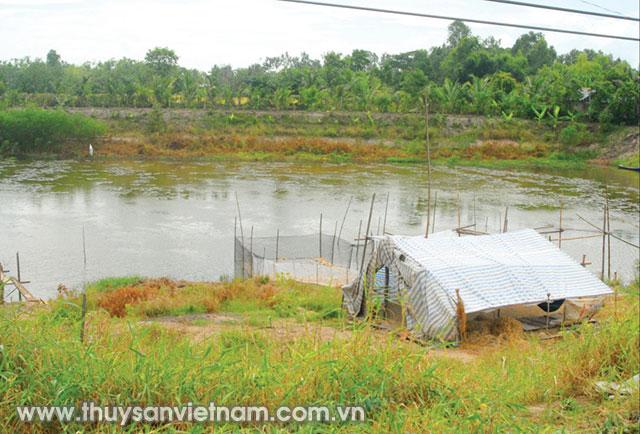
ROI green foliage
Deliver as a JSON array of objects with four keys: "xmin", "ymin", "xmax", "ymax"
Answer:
[
  {"xmin": 144, "ymin": 106, "xmax": 166, "ymax": 134},
  {"xmin": 0, "ymin": 108, "xmax": 105, "ymax": 154},
  {"xmin": 0, "ymin": 26, "xmax": 637, "ymax": 127},
  {"xmin": 559, "ymin": 123, "xmax": 590, "ymax": 149}
]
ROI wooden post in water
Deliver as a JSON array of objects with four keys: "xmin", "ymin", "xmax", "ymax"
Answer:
[
  {"xmin": 558, "ymin": 203, "xmax": 563, "ymax": 249},
  {"xmin": 318, "ymin": 213, "xmax": 323, "ymax": 284},
  {"xmin": 275, "ymin": 229, "xmax": 280, "ymax": 263},
  {"xmin": 424, "ymin": 95, "xmax": 432, "ymax": 238},
  {"xmin": 235, "ymin": 192, "xmax": 246, "ymax": 279},
  {"xmin": 233, "ymin": 216, "xmax": 237, "ymax": 271},
  {"xmin": 431, "ymin": 191, "xmax": 438, "ymax": 234},
  {"xmin": 355, "ymin": 219, "xmax": 362, "ymax": 275},
  {"xmin": 249, "ymin": 226, "xmax": 254, "ymax": 277},
  {"xmin": 382, "ymin": 193, "xmax": 389, "ymax": 235},
  {"xmin": 503, "ymin": 206, "xmax": 509, "ymax": 233},
  {"xmin": 331, "ymin": 220, "xmax": 337, "ymax": 265},
  {"xmin": 359, "ymin": 194, "xmax": 376, "ymax": 293},
  {"xmin": 16, "ymin": 252, "xmax": 22, "ymax": 302},
  {"xmin": 0, "ymin": 263, "xmax": 4, "ymax": 305},
  {"xmin": 456, "ymin": 190, "xmax": 461, "ymax": 237},
  {"xmin": 473, "ymin": 193, "xmax": 477, "ymax": 228},
  {"xmin": 337, "ymin": 196, "xmax": 352, "ymax": 242}
]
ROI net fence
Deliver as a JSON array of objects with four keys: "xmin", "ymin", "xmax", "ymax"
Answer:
[{"xmin": 234, "ymin": 233, "xmax": 368, "ymax": 286}]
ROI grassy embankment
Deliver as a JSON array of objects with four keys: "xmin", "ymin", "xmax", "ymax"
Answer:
[
  {"xmin": 1, "ymin": 107, "xmax": 638, "ymax": 169},
  {"xmin": 0, "ymin": 276, "xmax": 638, "ymax": 432}
]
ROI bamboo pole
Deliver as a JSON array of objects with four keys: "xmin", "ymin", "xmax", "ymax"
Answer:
[
  {"xmin": 318, "ymin": 213, "xmax": 323, "ymax": 284},
  {"xmin": 601, "ymin": 204, "xmax": 606, "ymax": 280},
  {"xmin": 359, "ymin": 194, "xmax": 376, "ymax": 291},
  {"xmin": 0, "ymin": 263, "xmax": 4, "ymax": 305},
  {"xmin": 503, "ymin": 206, "xmax": 509, "ymax": 233},
  {"xmin": 606, "ymin": 199, "xmax": 611, "ymax": 280},
  {"xmin": 424, "ymin": 95, "xmax": 432, "ymax": 239},
  {"xmin": 431, "ymin": 191, "xmax": 438, "ymax": 234},
  {"xmin": 346, "ymin": 243, "xmax": 353, "ymax": 283},
  {"xmin": 331, "ymin": 220, "xmax": 337, "ymax": 265},
  {"xmin": 319, "ymin": 213, "xmax": 323, "ymax": 258},
  {"xmin": 558, "ymin": 203, "xmax": 563, "ymax": 248},
  {"xmin": 249, "ymin": 226, "xmax": 254, "ymax": 277},
  {"xmin": 355, "ymin": 219, "xmax": 362, "ymax": 274},
  {"xmin": 456, "ymin": 190, "xmax": 461, "ymax": 237},
  {"xmin": 233, "ymin": 217, "xmax": 238, "ymax": 277},
  {"xmin": 473, "ymin": 193, "xmax": 477, "ymax": 228},
  {"xmin": 382, "ymin": 192, "xmax": 389, "ymax": 235},
  {"xmin": 337, "ymin": 196, "xmax": 352, "ymax": 242},
  {"xmin": 545, "ymin": 293, "xmax": 551, "ymax": 330},
  {"xmin": 16, "ymin": 252, "xmax": 22, "ymax": 302},
  {"xmin": 80, "ymin": 226, "xmax": 87, "ymax": 343}
]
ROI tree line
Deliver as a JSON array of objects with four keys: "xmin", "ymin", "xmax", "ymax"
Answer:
[{"xmin": 0, "ymin": 21, "xmax": 638, "ymax": 125}]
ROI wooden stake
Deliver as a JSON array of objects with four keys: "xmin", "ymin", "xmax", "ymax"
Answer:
[
  {"xmin": 16, "ymin": 252, "xmax": 22, "ymax": 302},
  {"xmin": 545, "ymin": 293, "xmax": 551, "ymax": 330},
  {"xmin": 503, "ymin": 206, "xmax": 509, "ymax": 233},
  {"xmin": 80, "ymin": 226, "xmax": 88, "ymax": 343},
  {"xmin": 431, "ymin": 191, "xmax": 438, "ymax": 234},
  {"xmin": 424, "ymin": 95, "xmax": 432, "ymax": 239},
  {"xmin": 337, "ymin": 196, "xmax": 352, "ymax": 242},
  {"xmin": 473, "ymin": 193, "xmax": 477, "ymax": 228},
  {"xmin": 601, "ymin": 204, "xmax": 606, "ymax": 280},
  {"xmin": 275, "ymin": 228, "xmax": 280, "ymax": 263},
  {"xmin": 606, "ymin": 199, "xmax": 611, "ymax": 280},
  {"xmin": 455, "ymin": 288, "xmax": 467, "ymax": 342},
  {"xmin": 331, "ymin": 220, "xmax": 337, "ymax": 265},
  {"xmin": 319, "ymin": 213, "xmax": 323, "ymax": 259},
  {"xmin": 558, "ymin": 203, "xmax": 563, "ymax": 248},
  {"xmin": 359, "ymin": 194, "xmax": 376, "ymax": 289},
  {"xmin": 249, "ymin": 226, "xmax": 254, "ymax": 277},
  {"xmin": 233, "ymin": 217, "xmax": 238, "ymax": 277},
  {"xmin": 382, "ymin": 193, "xmax": 389, "ymax": 235},
  {"xmin": 355, "ymin": 219, "xmax": 362, "ymax": 274}
]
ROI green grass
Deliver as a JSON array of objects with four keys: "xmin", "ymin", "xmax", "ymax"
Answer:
[{"xmin": 0, "ymin": 277, "xmax": 638, "ymax": 432}]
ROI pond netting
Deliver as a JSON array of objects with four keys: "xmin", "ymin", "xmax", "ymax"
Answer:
[{"xmin": 234, "ymin": 233, "xmax": 370, "ymax": 286}]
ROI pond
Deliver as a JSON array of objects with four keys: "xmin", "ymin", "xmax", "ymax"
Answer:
[{"xmin": 1, "ymin": 159, "xmax": 638, "ymax": 299}]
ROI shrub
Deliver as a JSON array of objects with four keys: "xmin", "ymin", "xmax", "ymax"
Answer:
[
  {"xmin": 559, "ymin": 123, "xmax": 591, "ymax": 149},
  {"xmin": 0, "ymin": 108, "xmax": 105, "ymax": 154}
]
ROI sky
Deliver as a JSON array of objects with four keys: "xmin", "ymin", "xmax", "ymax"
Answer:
[{"xmin": 1, "ymin": 0, "xmax": 638, "ymax": 69}]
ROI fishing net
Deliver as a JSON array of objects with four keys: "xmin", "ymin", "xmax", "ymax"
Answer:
[{"xmin": 234, "ymin": 233, "xmax": 366, "ymax": 286}]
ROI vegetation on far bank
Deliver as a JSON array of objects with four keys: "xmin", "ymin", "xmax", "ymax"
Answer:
[
  {"xmin": 2, "ymin": 106, "xmax": 637, "ymax": 171},
  {"xmin": 0, "ymin": 276, "xmax": 638, "ymax": 432}
]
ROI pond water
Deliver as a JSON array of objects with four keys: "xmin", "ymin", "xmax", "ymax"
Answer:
[{"xmin": 1, "ymin": 159, "xmax": 638, "ymax": 299}]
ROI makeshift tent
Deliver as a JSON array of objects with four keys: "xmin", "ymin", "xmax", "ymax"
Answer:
[{"xmin": 342, "ymin": 229, "xmax": 613, "ymax": 341}]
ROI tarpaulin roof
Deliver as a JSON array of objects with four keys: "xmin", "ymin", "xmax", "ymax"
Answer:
[
  {"xmin": 342, "ymin": 228, "xmax": 612, "ymax": 341},
  {"xmin": 392, "ymin": 229, "xmax": 612, "ymax": 314}
]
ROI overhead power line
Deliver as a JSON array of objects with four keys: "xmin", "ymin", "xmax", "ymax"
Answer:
[
  {"xmin": 478, "ymin": 0, "xmax": 639, "ymax": 22},
  {"xmin": 577, "ymin": 0, "xmax": 627, "ymax": 18},
  {"xmin": 277, "ymin": 0, "xmax": 640, "ymax": 42}
]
